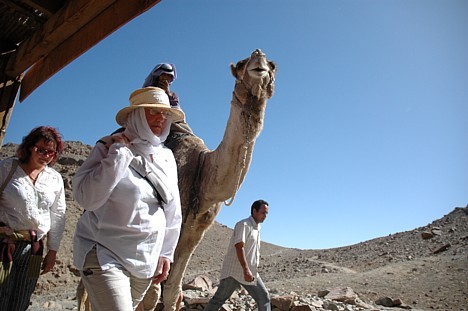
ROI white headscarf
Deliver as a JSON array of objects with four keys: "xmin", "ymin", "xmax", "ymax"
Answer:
[{"xmin": 123, "ymin": 108, "xmax": 172, "ymax": 161}]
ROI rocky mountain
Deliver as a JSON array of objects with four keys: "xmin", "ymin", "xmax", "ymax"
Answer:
[{"xmin": 1, "ymin": 142, "xmax": 466, "ymax": 311}]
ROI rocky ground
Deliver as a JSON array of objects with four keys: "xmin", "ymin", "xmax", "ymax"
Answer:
[{"xmin": 1, "ymin": 142, "xmax": 467, "ymax": 311}]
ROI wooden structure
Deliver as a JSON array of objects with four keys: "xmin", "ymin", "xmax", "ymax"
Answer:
[{"xmin": 0, "ymin": 0, "xmax": 161, "ymax": 147}]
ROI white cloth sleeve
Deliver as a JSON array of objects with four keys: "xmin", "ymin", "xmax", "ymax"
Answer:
[
  {"xmin": 158, "ymin": 154, "xmax": 182, "ymax": 262},
  {"xmin": 72, "ymin": 143, "xmax": 134, "ymax": 210},
  {"xmin": 47, "ymin": 178, "xmax": 66, "ymax": 251}
]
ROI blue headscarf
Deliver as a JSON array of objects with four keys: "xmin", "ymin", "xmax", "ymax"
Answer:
[{"xmin": 143, "ymin": 63, "xmax": 177, "ymax": 87}]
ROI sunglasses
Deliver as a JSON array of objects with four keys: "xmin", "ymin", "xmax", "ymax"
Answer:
[
  {"xmin": 34, "ymin": 146, "xmax": 56, "ymax": 157},
  {"xmin": 148, "ymin": 109, "xmax": 170, "ymax": 119}
]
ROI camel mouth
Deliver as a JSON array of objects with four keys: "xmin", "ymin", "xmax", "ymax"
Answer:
[
  {"xmin": 248, "ymin": 66, "xmax": 268, "ymax": 77},
  {"xmin": 251, "ymin": 67, "xmax": 267, "ymax": 73}
]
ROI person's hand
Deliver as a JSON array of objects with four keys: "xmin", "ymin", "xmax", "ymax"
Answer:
[
  {"xmin": 156, "ymin": 79, "xmax": 171, "ymax": 93},
  {"xmin": 110, "ymin": 133, "xmax": 130, "ymax": 148},
  {"xmin": 98, "ymin": 133, "xmax": 130, "ymax": 150},
  {"xmin": 243, "ymin": 268, "xmax": 254, "ymax": 282},
  {"xmin": 0, "ymin": 226, "xmax": 14, "ymax": 236},
  {"xmin": 152, "ymin": 256, "xmax": 171, "ymax": 284},
  {"xmin": 41, "ymin": 250, "xmax": 57, "ymax": 275},
  {"xmin": 168, "ymin": 92, "xmax": 179, "ymax": 107}
]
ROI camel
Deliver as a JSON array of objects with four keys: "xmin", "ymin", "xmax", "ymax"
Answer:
[
  {"xmin": 77, "ymin": 49, "xmax": 276, "ymax": 311},
  {"xmin": 162, "ymin": 48, "xmax": 276, "ymax": 310}
]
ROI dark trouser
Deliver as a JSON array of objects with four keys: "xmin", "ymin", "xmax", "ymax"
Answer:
[
  {"xmin": 204, "ymin": 276, "xmax": 271, "ymax": 311},
  {"xmin": 0, "ymin": 241, "xmax": 42, "ymax": 311}
]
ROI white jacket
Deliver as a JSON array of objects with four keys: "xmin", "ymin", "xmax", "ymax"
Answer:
[{"xmin": 72, "ymin": 142, "xmax": 181, "ymax": 278}]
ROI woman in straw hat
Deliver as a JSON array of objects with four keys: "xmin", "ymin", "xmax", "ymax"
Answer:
[{"xmin": 72, "ymin": 87, "xmax": 184, "ymax": 310}]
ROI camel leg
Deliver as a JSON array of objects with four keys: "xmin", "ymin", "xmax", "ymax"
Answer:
[
  {"xmin": 77, "ymin": 279, "xmax": 91, "ymax": 311},
  {"xmin": 176, "ymin": 291, "xmax": 183, "ymax": 310},
  {"xmin": 137, "ymin": 282, "xmax": 161, "ymax": 311},
  {"xmin": 162, "ymin": 241, "xmax": 192, "ymax": 311},
  {"xmin": 163, "ymin": 206, "xmax": 220, "ymax": 310}
]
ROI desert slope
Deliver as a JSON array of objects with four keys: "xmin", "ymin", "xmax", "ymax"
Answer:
[{"xmin": 1, "ymin": 142, "xmax": 466, "ymax": 310}]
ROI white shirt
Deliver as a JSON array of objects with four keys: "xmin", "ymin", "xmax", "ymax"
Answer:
[
  {"xmin": 0, "ymin": 157, "xmax": 66, "ymax": 251},
  {"xmin": 220, "ymin": 216, "xmax": 261, "ymax": 285},
  {"xmin": 72, "ymin": 142, "xmax": 182, "ymax": 279}
]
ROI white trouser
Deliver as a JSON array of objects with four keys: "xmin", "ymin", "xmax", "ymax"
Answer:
[{"xmin": 80, "ymin": 247, "xmax": 152, "ymax": 311}]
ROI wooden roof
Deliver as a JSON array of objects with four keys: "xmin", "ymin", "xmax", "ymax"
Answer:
[{"xmin": 0, "ymin": 0, "xmax": 161, "ymax": 146}]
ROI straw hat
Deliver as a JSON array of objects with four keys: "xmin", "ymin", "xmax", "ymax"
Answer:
[{"xmin": 115, "ymin": 87, "xmax": 185, "ymax": 125}]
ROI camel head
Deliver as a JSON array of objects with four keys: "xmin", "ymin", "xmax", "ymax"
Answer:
[{"xmin": 231, "ymin": 49, "xmax": 276, "ymax": 100}]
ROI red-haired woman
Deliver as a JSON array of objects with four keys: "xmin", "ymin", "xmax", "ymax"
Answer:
[{"xmin": 0, "ymin": 126, "xmax": 67, "ymax": 311}]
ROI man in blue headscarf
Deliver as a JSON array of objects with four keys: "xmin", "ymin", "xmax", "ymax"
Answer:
[
  {"xmin": 143, "ymin": 63, "xmax": 193, "ymax": 136},
  {"xmin": 143, "ymin": 63, "xmax": 180, "ymax": 108}
]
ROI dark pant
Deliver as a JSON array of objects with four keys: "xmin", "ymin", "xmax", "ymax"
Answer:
[
  {"xmin": 0, "ymin": 241, "xmax": 42, "ymax": 311},
  {"xmin": 204, "ymin": 276, "xmax": 271, "ymax": 311}
]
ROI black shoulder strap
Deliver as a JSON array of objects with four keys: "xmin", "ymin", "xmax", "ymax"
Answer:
[{"xmin": 129, "ymin": 157, "xmax": 168, "ymax": 207}]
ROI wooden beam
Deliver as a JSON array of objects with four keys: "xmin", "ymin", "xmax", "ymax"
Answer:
[
  {"xmin": 0, "ymin": 77, "xmax": 21, "ymax": 147},
  {"xmin": 21, "ymin": 0, "xmax": 64, "ymax": 16},
  {"xmin": 6, "ymin": 0, "xmax": 114, "ymax": 78},
  {"xmin": 19, "ymin": 0, "xmax": 161, "ymax": 102}
]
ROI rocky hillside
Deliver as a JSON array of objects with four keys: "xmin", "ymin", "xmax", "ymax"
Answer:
[{"xmin": 1, "ymin": 142, "xmax": 466, "ymax": 311}]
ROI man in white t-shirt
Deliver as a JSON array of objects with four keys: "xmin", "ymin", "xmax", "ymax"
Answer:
[{"xmin": 204, "ymin": 199, "xmax": 271, "ymax": 311}]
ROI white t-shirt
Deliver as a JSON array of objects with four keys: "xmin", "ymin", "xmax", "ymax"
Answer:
[{"xmin": 220, "ymin": 216, "xmax": 261, "ymax": 285}]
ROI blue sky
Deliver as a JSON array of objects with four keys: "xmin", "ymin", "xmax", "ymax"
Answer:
[{"xmin": 4, "ymin": 0, "xmax": 467, "ymax": 249}]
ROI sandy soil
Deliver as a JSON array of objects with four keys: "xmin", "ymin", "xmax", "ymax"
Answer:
[{"xmin": 1, "ymin": 142, "xmax": 466, "ymax": 311}]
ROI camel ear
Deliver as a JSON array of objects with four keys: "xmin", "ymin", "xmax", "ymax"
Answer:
[
  {"xmin": 268, "ymin": 60, "xmax": 277, "ymax": 74},
  {"xmin": 266, "ymin": 61, "xmax": 276, "ymax": 97},
  {"xmin": 230, "ymin": 63, "xmax": 236, "ymax": 78},
  {"xmin": 231, "ymin": 58, "xmax": 249, "ymax": 79}
]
